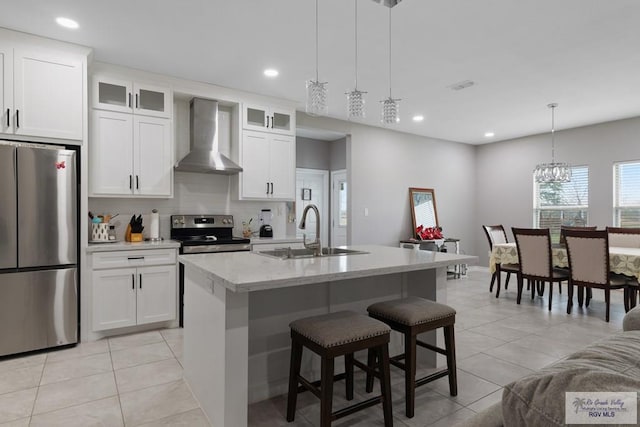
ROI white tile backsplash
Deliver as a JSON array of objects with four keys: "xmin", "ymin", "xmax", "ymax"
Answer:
[{"xmin": 89, "ymin": 172, "xmax": 290, "ymax": 241}]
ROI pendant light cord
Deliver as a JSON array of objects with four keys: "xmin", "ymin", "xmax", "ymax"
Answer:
[
  {"xmin": 315, "ymin": 0, "xmax": 319, "ymax": 82},
  {"xmin": 354, "ymin": 0, "xmax": 358, "ymax": 89},
  {"xmin": 388, "ymin": 7, "xmax": 392, "ymax": 98},
  {"xmin": 549, "ymin": 103, "xmax": 557, "ymax": 163}
]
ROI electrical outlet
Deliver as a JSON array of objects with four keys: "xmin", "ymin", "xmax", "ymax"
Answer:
[{"xmin": 364, "ymin": 208, "xmax": 369, "ymax": 217}]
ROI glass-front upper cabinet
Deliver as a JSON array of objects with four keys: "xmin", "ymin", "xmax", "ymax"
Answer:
[
  {"xmin": 93, "ymin": 76, "xmax": 172, "ymax": 118},
  {"xmin": 243, "ymin": 104, "xmax": 294, "ymax": 135}
]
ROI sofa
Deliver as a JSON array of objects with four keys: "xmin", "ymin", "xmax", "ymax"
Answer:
[{"xmin": 457, "ymin": 306, "xmax": 640, "ymax": 426}]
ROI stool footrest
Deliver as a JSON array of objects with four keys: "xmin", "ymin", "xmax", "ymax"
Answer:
[
  {"xmin": 297, "ymin": 372, "xmax": 348, "ymax": 399},
  {"xmin": 416, "ymin": 368, "xmax": 450, "ymax": 388},
  {"xmin": 332, "ymin": 396, "xmax": 384, "ymax": 421},
  {"xmin": 352, "ymin": 359, "xmax": 380, "ymax": 379},
  {"xmin": 416, "ymin": 339, "xmax": 446, "ymax": 356}
]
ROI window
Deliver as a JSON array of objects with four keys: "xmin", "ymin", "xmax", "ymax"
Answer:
[
  {"xmin": 534, "ymin": 166, "xmax": 589, "ymax": 242},
  {"xmin": 614, "ymin": 161, "xmax": 640, "ymax": 227}
]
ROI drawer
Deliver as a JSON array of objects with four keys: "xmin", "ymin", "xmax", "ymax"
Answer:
[{"xmin": 91, "ymin": 249, "xmax": 177, "ymax": 270}]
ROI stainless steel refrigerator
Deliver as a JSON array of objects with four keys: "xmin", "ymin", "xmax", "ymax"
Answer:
[{"xmin": 0, "ymin": 140, "xmax": 78, "ymax": 357}]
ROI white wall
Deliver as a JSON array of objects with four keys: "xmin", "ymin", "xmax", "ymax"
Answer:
[
  {"xmin": 297, "ymin": 113, "xmax": 477, "ymax": 253},
  {"xmin": 475, "ymin": 116, "xmax": 640, "ymax": 265}
]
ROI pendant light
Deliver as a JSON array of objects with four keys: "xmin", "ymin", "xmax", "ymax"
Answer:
[
  {"xmin": 306, "ymin": 0, "xmax": 328, "ymax": 116},
  {"xmin": 380, "ymin": 7, "xmax": 400, "ymax": 124},
  {"xmin": 534, "ymin": 103, "xmax": 572, "ymax": 183},
  {"xmin": 346, "ymin": 0, "xmax": 366, "ymax": 119}
]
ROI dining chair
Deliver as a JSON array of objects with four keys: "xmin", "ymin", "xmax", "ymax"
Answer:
[
  {"xmin": 512, "ymin": 227, "xmax": 570, "ymax": 311},
  {"xmin": 564, "ymin": 229, "xmax": 634, "ymax": 322},
  {"xmin": 559, "ymin": 225, "xmax": 598, "ymax": 245},
  {"xmin": 482, "ymin": 225, "xmax": 519, "ymax": 297},
  {"xmin": 606, "ymin": 227, "xmax": 640, "ymax": 248}
]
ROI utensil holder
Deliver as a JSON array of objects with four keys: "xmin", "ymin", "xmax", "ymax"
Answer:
[{"xmin": 91, "ymin": 223, "xmax": 110, "ymax": 241}]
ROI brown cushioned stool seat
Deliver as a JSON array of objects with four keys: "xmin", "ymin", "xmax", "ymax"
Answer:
[
  {"xmin": 286, "ymin": 311, "xmax": 393, "ymax": 427},
  {"xmin": 366, "ymin": 297, "xmax": 457, "ymax": 418}
]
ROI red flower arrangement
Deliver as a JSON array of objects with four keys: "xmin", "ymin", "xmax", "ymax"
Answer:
[{"xmin": 415, "ymin": 225, "xmax": 443, "ymax": 240}]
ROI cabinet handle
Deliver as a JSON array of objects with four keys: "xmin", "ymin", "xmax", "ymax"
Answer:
[
  {"xmin": 135, "ymin": 94, "xmax": 139, "ymax": 109},
  {"xmin": 129, "ymin": 175, "xmax": 133, "ymax": 190},
  {"xmin": 15, "ymin": 110, "xmax": 19, "ymax": 128},
  {"xmin": 139, "ymin": 274, "xmax": 142, "ymax": 289},
  {"xmin": 127, "ymin": 256, "xmax": 144, "ymax": 260},
  {"xmin": 265, "ymin": 116, "xmax": 268, "ymax": 128},
  {"xmin": 5, "ymin": 109, "xmax": 8, "ymax": 128},
  {"xmin": 136, "ymin": 175, "xmax": 139, "ymax": 190},
  {"xmin": 128, "ymin": 93, "xmax": 132, "ymax": 108},
  {"xmin": 270, "ymin": 182, "xmax": 274, "ymax": 194},
  {"xmin": 266, "ymin": 182, "xmax": 269, "ymax": 194},
  {"xmin": 132, "ymin": 274, "xmax": 135, "ymax": 290},
  {"xmin": 270, "ymin": 116, "xmax": 274, "ymax": 128}
]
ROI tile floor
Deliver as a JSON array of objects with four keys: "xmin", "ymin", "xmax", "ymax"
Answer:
[{"xmin": 0, "ymin": 267, "xmax": 627, "ymax": 426}]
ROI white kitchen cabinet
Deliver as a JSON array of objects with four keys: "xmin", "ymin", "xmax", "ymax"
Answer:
[
  {"xmin": 93, "ymin": 75, "xmax": 172, "ymax": 118},
  {"xmin": 243, "ymin": 104, "xmax": 294, "ymax": 135},
  {"xmin": 90, "ymin": 110, "xmax": 172, "ymax": 197},
  {"xmin": 240, "ymin": 130, "xmax": 295, "ymax": 200},
  {"xmin": 90, "ymin": 249, "xmax": 177, "ymax": 332},
  {"xmin": 0, "ymin": 46, "xmax": 83, "ymax": 140}
]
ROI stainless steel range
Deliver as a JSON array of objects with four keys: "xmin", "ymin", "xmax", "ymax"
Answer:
[{"xmin": 171, "ymin": 214, "xmax": 251, "ymax": 325}]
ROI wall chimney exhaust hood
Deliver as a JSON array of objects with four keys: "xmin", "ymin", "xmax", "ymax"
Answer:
[{"xmin": 174, "ymin": 98, "xmax": 243, "ymax": 175}]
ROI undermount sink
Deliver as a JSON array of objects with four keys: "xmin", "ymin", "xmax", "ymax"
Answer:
[{"xmin": 257, "ymin": 247, "xmax": 369, "ymax": 259}]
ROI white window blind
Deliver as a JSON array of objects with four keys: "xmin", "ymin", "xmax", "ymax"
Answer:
[
  {"xmin": 533, "ymin": 165, "xmax": 589, "ymax": 242},
  {"xmin": 614, "ymin": 161, "xmax": 640, "ymax": 227}
]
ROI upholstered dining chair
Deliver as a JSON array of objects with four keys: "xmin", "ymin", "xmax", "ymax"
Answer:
[
  {"xmin": 606, "ymin": 227, "xmax": 640, "ymax": 248},
  {"xmin": 482, "ymin": 225, "xmax": 519, "ymax": 297},
  {"xmin": 564, "ymin": 229, "xmax": 634, "ymax": 322},
  {"xmin": 512, "ymin": 227, "xmax": 570, "ymax": 311},
  {"xmin": 559, "ymin": 225, "xmax": 598, "ymax": 245}
]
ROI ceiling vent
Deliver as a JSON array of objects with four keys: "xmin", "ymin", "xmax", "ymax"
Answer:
[
  {"xmin": 448, "ymin": 80, "xmax": 475, "ymax": 91},
  {"xmin": 372, "ymin": 0, "xmax": 402, "ymax": 8}
]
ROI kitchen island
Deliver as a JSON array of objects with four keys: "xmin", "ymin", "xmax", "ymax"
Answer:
[{"xmin": 179, "ymin": 245, "xmax": 477, "ymax": 427}]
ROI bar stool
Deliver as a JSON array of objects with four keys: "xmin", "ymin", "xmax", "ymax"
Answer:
[
  {"xmin": 286, "ymin": 311, "xmax": 393, "ymax": 427},
  {"xmin": 366, "ymin": 296, "xmax": 457, "ymax": 418}
]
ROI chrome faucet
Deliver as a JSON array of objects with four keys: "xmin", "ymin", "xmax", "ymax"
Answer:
[{"xmin": 299, "ymin": 204, "xmax": 322, "ymax": 256}]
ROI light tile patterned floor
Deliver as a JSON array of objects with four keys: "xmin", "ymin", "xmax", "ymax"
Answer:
[{"xmin": 0, "ymin": 267, "xmax": 626, "ymax": 426}]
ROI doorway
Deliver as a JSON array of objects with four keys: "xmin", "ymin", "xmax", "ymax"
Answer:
[
  {"xmin": 295, "ymin": 168, "xmax": 329, "ymax": 245},
  {"xmin": 331, "ymin": 169, "xmax": 348, "ymax": 246}
]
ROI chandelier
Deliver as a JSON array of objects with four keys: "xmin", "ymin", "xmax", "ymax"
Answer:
[
  {"xmin": 380, "ymin": 7, "xmax": 400, "ymax": 124},
  {"xmin": 346, "ymin": 0, "xmax": 366, "ymax": 119},
  {"xmin": 534, "ymin": 103, "xmax": 571, "ymax": 183},
  {"xmin": 306, "ymin": 0, "xmax": 328, "ymax": 116}
]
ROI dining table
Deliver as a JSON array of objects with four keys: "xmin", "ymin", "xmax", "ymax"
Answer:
[{"xmin": 489, "ymin": 242, "xmax": 640, "ymax": 280}]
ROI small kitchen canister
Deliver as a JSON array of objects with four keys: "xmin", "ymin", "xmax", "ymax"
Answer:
[{"xmin": 91, "ymin": 223, "xmax": 110, "ymax": 242}]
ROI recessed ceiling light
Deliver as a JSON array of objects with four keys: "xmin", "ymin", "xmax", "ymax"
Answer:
[
  {"xmin": 263, "ymin": 69, "xmax": 279, "ymax": 78},
  {"xmin": 412, "ymin": 115, "xmax": 424, "ymax": 122},
  {"xmin": 56, "ymin": 17, "xmax": 79, "ymax": 29},
  {"xmin": 484, "ymin": 132, "xmax": 495, "ymax": 138}
]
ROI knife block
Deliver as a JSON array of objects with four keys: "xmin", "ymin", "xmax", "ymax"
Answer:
[{"xmin": 125, "ymin": 225, "xmax": 144, "ymax": 242}]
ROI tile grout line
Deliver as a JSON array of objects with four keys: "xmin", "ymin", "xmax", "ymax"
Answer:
[
  {"xmin": 109, "ymin": 342, "xmax": 128, "ymax": 427},
  {"xmin": 28, "ymin": 352, "xmax": 48, "ymax": 423}
]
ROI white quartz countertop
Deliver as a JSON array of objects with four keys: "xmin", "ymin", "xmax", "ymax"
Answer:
[
  {"xmin": 87, "ymin": 240, "xmax": 181, "ymax": 253},
  {"xmin": 250, "ymin": 236, "xmax": 303, "ymax": 245},
  {"xmin": 179, "ymin": 245, "xmax": 477, "ymax": 293}
]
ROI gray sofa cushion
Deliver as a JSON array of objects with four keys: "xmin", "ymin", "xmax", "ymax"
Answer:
[
  {"xmin": 623, "ymin": 305, "xmax": 640, "ymax": 331},
  {"xmin": 502, "ymin": 331, "xmax": 640, "ymax": 426}
]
